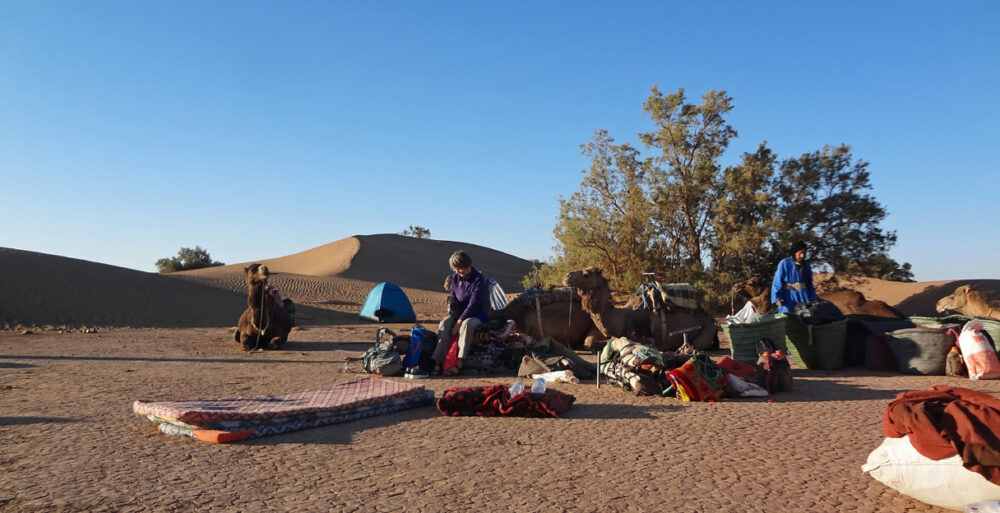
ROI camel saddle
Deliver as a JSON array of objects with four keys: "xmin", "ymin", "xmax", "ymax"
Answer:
[{"xmin": 654, "ymin": 282, "xmax": 699, "ymax": 310}]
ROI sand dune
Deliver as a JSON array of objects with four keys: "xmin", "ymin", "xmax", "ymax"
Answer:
[
  {"xmin": 0, "ymin": 235, "xmax": 533, "ymax": 329},
  {"xmin": 815, "ymin": 274, "xmax": 1000, "ymax": 317},
  {"xmin": 3, "ymin": 236, "xmax": 998, "ymax": 330}
]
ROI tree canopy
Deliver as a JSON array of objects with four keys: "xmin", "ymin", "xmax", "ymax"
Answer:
[
  {"xmin": 544, "ymin": 86, "xmax": 912, "ymax": 306},
  {"xmin": 400, "ymin": 226, "xmax": 431, "ymax": 239},
  {"xmin": 155, "ymin": 246, "xmax": 225, "ymax": 273}
]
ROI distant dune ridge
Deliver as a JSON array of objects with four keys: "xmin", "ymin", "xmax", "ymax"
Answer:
[
  {"xmin": 1, "ymin": 235, "xmax": 997, "ymax": 329},
  {"xmin": 0, "ymin": 234, "xmax": 533, "ymax": 329}
]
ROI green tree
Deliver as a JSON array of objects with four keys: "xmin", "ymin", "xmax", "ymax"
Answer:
[
  {"xmin": 400, "ymin": 226, "xmax": 431, "ymax": 238},
  {"xmin": 706, "ymin": 143, "xmax": 783, "ymax": 305},
  {"xmin": 546, "ymin": 86, "xmax": 913, "ymax": 309},
  {"xmin": 155, "ymin": 246, "xmax": 224, "ymax": 273},
  {"xmin": 639, "ymin": 87, "xmax": 737, "ymax": 270},
  {"xmin": 771, "ymin": 145, "xmax": 899, "ymax": 274},
  {"xmin": 553, "ymin": 130, "xmax": 662, "ymax": 288}
]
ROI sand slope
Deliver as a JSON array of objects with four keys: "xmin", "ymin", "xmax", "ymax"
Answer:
[
  {"xmin": 1, "ymin": 235, "xmax": 532, "ymax": 329},
  {"xmin": 815, "ymin": 274, "xmax": 1000, "ymax": 317},
  {"xmin": 3, "ymin": 236, "xmax": 998, "ymax": 330}
]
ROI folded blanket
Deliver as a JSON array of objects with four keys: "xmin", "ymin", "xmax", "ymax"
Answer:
[
  {"xmin": 436, "ymin": 385, "xmax": 575, "ymax": 417},
  {"xmin": 134, "ymin": 378, "xmax": 432, "ymax": 443},
  {"xmin": 882, "ymin": 385, "xmax": 1000, "ymax": 485},
  {"xmin": 154, "ymin": 391, "xmax": 434, "ymax": 443},
  {"xmin": 134, "ymin": 377, "xmax": 424, "ymax": 424}
]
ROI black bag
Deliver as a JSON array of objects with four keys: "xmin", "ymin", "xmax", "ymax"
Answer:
[
  {"xmin": 754, "ymin": 338, "xmax": 793, "ymax": 393},
  {"xmin": 794, "ymin": 299, "xmax": 845, "ymax": 325}
]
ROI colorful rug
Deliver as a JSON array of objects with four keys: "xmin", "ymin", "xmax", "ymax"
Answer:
[{"xmin": 134, "ymin": 378, "xmax": 433, "ymax": 443}]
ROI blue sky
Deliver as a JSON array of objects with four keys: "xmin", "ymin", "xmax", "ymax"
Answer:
[{"xmin": 2, "ymin": 1, "xmax": 997, "ymax": 281}]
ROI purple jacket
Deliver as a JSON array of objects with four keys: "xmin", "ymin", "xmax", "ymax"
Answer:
[{"xmin": 449, "ymin": 267, "xmax": 490, "ymax": 323}]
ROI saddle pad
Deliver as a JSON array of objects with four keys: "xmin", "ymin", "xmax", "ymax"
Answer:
[{"xmin": 133, "ymin": 378, "xmax": 425, "ymax": 424}]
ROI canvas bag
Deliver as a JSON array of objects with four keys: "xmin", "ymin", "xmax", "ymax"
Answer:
[
  {"xmin": 955, "ymin": 320, "xmax": 1000, "ymax": 380},
  {"xmin": 361, "ymin": 328, "xmax": 404, "ymax": 376}
]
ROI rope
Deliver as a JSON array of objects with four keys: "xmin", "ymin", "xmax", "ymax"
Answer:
[
  {"xmin": 567, "ymin": 289, "xmax": 572, "ymax": 327},
  {"xmin": 535, "ymin": 296, "xmax": 545, "ymax": 339},
  {"xmin": 251, "ymin": 283, "xmax": 270, "ymax": 350}
]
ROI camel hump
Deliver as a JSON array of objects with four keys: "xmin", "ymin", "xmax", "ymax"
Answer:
[{"xmin": 511, "ymin": 287, "xmax": 579, "ymax": 307}]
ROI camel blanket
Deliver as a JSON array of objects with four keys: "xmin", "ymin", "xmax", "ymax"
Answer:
[
  {"xmin": 882, "ymin": 385, "xmax": 1000, "ymax": 485},
  {"xmin": 436, "ymin": 385, "xmax": 575, "ymax": 417}
]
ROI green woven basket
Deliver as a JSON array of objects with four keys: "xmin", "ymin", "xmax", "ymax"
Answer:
[
  {"xmin": 781, "ymin": 314, "xmax": 847, "ymax": 370},
  {"xmin": 722, "ymin": 314, "xmax": 788, "ymax": 365},
  {"xmin": 910, "ymin": 315, "xmax": 1000, "ymax": 348}
]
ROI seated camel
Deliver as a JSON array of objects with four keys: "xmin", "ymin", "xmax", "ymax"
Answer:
[
  {"xmin": 821, "ymin": 288, "xmax": 906, "ymax": 320},
  {"xmin": 234, "ymin": 263, "xmax": 293, "ymax": 351},
  {"xmin": 936, "ymin": 285, "xmax": 1000, "ymax": 320},
  {"xmin": 564, "ymin": 267, "xmax": 718, "ymax": 352},
  {"xmin": 731, "ymin": 277, "xmax": 904, "ymax": 320},
  {"xmin": 491, "ymin": 287, "xmax": 602, "ymax": 350}
]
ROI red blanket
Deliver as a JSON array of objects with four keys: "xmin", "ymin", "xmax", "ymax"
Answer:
[
  {"xmin": 437, "ymin": 385, "xmax": 575, "ymax": 417},
  {"xmin": 883, "ymin": 385, "xmax": 1000, "ymax": 485}
]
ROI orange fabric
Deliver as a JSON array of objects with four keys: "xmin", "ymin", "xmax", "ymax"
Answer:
[
  {"xmin": 193, "ymin": 429, "xmax": 254, "ymax": 444},
  {"xmin": 882, "ymin": 385, "xmax": 1000, "ymax": 485}
]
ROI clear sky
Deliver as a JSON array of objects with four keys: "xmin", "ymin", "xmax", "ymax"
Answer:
[{"xmin": 2, "ymin": 1, "xmax": 997, "ymax": 281}]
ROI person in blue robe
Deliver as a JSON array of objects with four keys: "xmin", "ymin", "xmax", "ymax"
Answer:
[{"xmin": 771, "ymin": 240, "xmax": 818, "ymax": 314}]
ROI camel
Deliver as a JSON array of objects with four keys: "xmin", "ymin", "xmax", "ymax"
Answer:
[
  {"xmin": 730, "ymin": 277, "xmax": 774, "ymax": 314},
  {"xmin": 936, "ymin": 285, "xmax": 1000, "ymax": 320},
  {"xmin": 491, "ymin": 287, "xmax": 603, "ymax": 350},
  {"xmin": 731, "ymin": 277, "xmax": 904, "ymax": 320},
  {"xmin": 234, "ymin": 263, "xmax": 293, "ymax": 351},
  {"xmin": 821, "ymin": 288, "xmax": 906, "ymax": 319},
  {"xmin": 564, "ymin": 268, "xmax": 718, "ymax": 352}
]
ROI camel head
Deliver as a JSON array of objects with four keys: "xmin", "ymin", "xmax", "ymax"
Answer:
[
  {"xmin": 563, "ymin": 267, "xmax": 607, "ymax": 291},
  {"xmin": 731, "ymin": 277, "xmax": 767, "ymax": 299},
  {"xmin": 936, "ymin": 285, "xmax": 973, "ymax": 313},
  {"xmin": 244, "ymin": 263, "xmax": 271, "ymax": 287}
]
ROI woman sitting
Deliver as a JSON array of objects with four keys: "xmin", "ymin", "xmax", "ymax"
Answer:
[{"xmin": 432, "ymin": 250, "xmax": 490, "ymax": 376}]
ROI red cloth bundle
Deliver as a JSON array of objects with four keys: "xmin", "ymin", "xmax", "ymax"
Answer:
[
  {"xmin": 436, "ymin": 385, "xmax": 575, "ymax": 417},
  {"xmin": 883, "ymin": 385, "xmax": 1000, "ymax": 485}
]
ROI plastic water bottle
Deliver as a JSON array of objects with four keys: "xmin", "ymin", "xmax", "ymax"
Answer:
[
  {"xmin": 531, "ymin": 377, "xmax": 547, "ymax": 393},
  {"xmin": 508, "ymin": 381, "xmax": 524, "ymax": 396}
]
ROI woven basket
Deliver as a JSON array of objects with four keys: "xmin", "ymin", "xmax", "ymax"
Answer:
[
  {"xmin": 910, "ymin": 315, "xmax": 1000, "ymax": 349},
  {"xmin": 722, "ymin": 314, "xmax": 788, "ymax": 365},
  {"xmin": 885, "ymin": 327, "xmax": 958, "ymax": 375},
  {"xmin": 782, "ymin": 314, "xmax": 847, "ymax": 370}
]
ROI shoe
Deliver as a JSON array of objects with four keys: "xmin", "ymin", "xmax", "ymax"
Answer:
[{"xmin": 404, "ymin": 367, "xmax": 429, "ymax": 379}]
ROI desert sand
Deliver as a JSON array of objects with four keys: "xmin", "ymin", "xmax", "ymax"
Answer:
[{"xmin": 2, "ymin": 235, "xmax": 1000, "ymax": 512}]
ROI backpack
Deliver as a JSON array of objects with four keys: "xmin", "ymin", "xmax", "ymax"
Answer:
[
  {"xmin": 753, "ymin": 338, "xmax": 793, "ymax": 393},
  {"xmin": 361, "ymin": 328, "xmax": 404, "ymax": 376}
]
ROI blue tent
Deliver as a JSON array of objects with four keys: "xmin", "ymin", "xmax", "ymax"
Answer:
[{"xmin": 359, "ymin": 282, "xmax": 416, "ymax": 323}]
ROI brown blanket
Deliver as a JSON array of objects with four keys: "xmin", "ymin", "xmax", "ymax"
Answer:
[{"xmin": 883, "ymin": 385, "xmax": 1000, "ymax": 485}]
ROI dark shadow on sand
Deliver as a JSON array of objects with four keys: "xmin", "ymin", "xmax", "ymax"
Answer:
[
  {"xmin": 564, "ymin": 402, "xmax": 675, "ymax": 419},
  {"xmin": 243, "ymin": 405, "xmax": 441, "ymax": 446},
  {"xmin": 760, "ymin": 368, "xmax": 911, "ymax": 403},
  {"xmin": 0, "ymin": 362, "xmax": 35, "ymax": 368},
  {"xmin": 0, "ymin": 416, "xmax": 78, "ymax": 426},
  {"xmin": 0, "ymin": 354, "xmax": 338, "ymax": 365}
]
